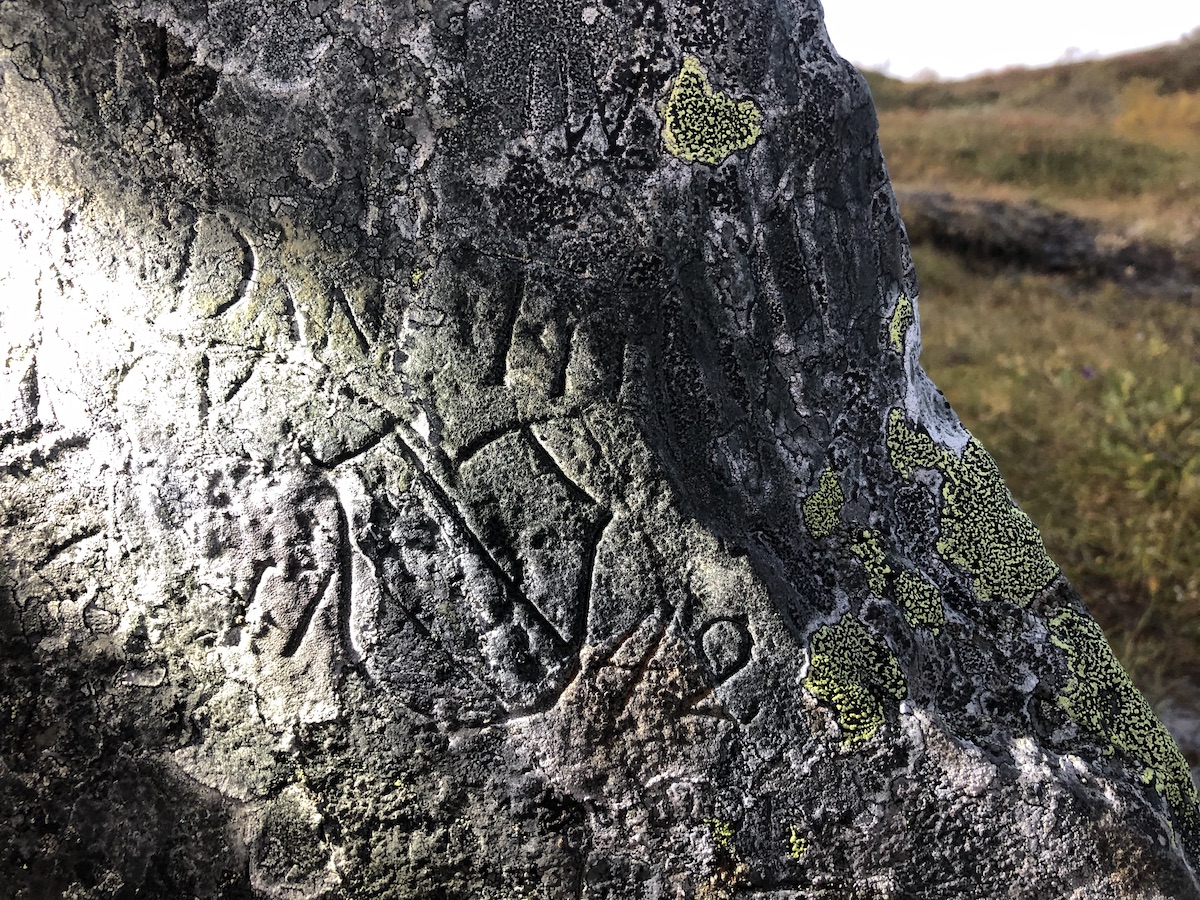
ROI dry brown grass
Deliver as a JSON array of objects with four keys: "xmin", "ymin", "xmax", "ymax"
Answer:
[{"xmin": 870, "ymin": 37, "xmax": 1200, "ymax": 247}]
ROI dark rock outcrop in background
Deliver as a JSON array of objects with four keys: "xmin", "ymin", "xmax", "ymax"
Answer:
[
  {"xmin": 897, "ymin": 189, "xmax": 1200, "ymax": 300},
  {"xmin": 1, "ymin": 1, "xmax": 1198, "ymax": 898}
]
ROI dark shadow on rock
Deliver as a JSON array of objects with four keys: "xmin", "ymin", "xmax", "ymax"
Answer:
[{"xmin": 0, "ymin": 583, "xmax": 254, "ymax": 900}]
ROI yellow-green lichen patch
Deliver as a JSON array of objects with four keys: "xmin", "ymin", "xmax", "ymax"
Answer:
[
  {"xmin": 660, "ymin": 55, "xmax": 762, "ymax": 166},
  {"xmin": 886, "ymin": 408, "xmax": 955, "ymax": 478},
  {"xmin": 1049, "ymin": 608, "xmax": 1199, "ymax": 840},
  {"xmin": 895, "ymin": 570, "xmax": 945, "ymax": 633},
  {"xmin": 706, "ymin": 819, "xmax": 736, "ymax": 856},
  {"xmin": 887, "ymin": 409, "xmax": 1059, "ymax": 606},
  {"xmin": 888, "ymin": 294, "xmax": 914, "ymax": 353},
  {"xmin": 410, "ymin": 268, "xmax": 424, "ymax": 290},
  {"xmin": 803, "ymin": 614, "xmax": 907, "ymax": 748},
  {"xmin": 803, "ymin": 468, "xmax": 844, "ymax": 539},
  {"xmin": 787, "ymin": 826, "xmax": 808, "ymax": 861},
  {"xmin": 850, "ymin": 530, "xmax": 890, "ymax": 598}
]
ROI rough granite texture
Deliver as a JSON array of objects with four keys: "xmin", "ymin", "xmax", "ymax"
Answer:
[{"xmin": 1, "ymin": 1, "xmax": 1198, "ymax": 898}]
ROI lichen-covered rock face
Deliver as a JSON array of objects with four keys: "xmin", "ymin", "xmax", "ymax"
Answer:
[{"xmin": 1, "ymin": 1, "xmax": 1197, "ymax": 898}]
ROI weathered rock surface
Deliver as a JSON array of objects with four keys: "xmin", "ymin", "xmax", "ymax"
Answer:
[{"xmin": 1, "ymin": 1, "xmax": 1198, "ymax": 898}]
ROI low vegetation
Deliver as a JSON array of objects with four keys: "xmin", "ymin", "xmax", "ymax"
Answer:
[
  {"xmin": 915, "ymin": 247, "xmax": 1200, "ymax": 703},
  {"xmin": 868, "ymin": 32, "xmax": 1200, "ymax": 247},
  {"xmin": 865, "ymin": 33, "xmax": 1200, "ymax": 743}
]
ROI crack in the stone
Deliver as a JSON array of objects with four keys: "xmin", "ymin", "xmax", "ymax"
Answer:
[{"xmin": 36, "ymin": 524, "xmax": 103, "ymax": 566}]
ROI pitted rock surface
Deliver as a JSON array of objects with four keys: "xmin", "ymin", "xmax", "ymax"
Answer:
[{"xmin": 1, "ymin": 1, "xmax": 1198, "ymax": 898}]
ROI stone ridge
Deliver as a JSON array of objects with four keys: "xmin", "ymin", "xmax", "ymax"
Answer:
[
  {"xmin": 659, "ymin": 55, "xmax": 762, "ymax": 166},
  {"xmin": 3, "ymin": 0, "xmax": 1199, "ymax": 894}
]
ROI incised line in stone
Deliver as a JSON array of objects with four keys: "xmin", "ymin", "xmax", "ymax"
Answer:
[{"xmin": 211, "ymin": 213, "xmax": 257, "ymax": 318}]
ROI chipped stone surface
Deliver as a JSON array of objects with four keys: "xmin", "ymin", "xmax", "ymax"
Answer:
[{"xmin": 1, "ymin": 1, "xmax": 1197, "ymax": 898}]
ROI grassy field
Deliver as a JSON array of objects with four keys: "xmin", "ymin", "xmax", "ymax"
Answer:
[
  {"xmin": 868, "ymin": 36, "xmax": 1200, "ymax": 247},
  {"xmin": 865, "ymin": 34, "xmax": 1200, "ymax": 734}
]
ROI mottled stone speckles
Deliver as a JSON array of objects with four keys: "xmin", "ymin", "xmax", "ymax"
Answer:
[
  {"xmin": 1049, "ymin": 608, "xmax": 1200, "ymax": 850},
  {"xmin": 659, "ymin": 55, "xmax": 762, "ymax": 166},
  {"xmin": 888, "ymin": 293, "xmax": 914, "ymax": 353},
  {"xmin": 802, "ymin": 467, "xmax": 843, "ymax": 539},
  {"xmin": 887, "ymin": 408, "xmax": 1059, "ymax": 606},
  {"xmin": 803, "ymin": 614, "xmax": 906, "ymax": 748},
  {"xmin": 803, "ymin": 467, "xmax": 946, "ymax": 633}
]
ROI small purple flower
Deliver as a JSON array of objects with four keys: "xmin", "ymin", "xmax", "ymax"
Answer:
[{"xmin": 1081, "ymin": 366, "xmax": 1096, "ymax": 379}]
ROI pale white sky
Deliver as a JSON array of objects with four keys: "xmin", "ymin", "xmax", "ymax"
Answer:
[{"xmin": 822, "ymin": 0, "xmax": 1199, "ymax": 81}]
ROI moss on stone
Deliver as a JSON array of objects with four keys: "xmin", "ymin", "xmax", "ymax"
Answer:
[
  {"xmin": 1049, "ymin": 608, "xmax": 1199, "ymax": 846},
  {"xmin": 850, "ymin": 530, "xmax": 890, "ymax": 598},
  {"xmin": 888, "ymin": 293, "xmax": 914, "ymax": 353},
  {"xmin": 887, "ymin": 409, "xmax": 1058, "ymax": 606},
  {"xmin": 660, "ymin": 56, "xmax": 762, "ymax": 166},
  {"xmin": 895, "ymin": 570, "xmax": 945, "ymax": 633},
  {"xmin": 803, "ymin": 468, "xmax": 844, "ymax": 539},
  {"xmin": 803, "ymin": 614, "xmax": 907, "ymax": 748}
]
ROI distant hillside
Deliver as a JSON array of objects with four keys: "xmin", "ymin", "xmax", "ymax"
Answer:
[
  {"xmin": 861, "ymin": 32, "xmax": 1200, "ymax": 115},
  {"xmin": 860, "ymin": 35, "xmax": 1200, "ymax": 251}
]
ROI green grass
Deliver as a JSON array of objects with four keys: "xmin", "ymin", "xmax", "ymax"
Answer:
[
  {"xmin": 878, "ymin": 110, "xmax": 1194, "ymax": 202},
  {"xmin": 913, "ymin": 246, "xmax": 1200, "ymax": 706}
]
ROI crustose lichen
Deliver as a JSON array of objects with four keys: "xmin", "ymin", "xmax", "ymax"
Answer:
[{"xmin": 659, "ymin": 55, "xmax": 762, "ymax": 166}]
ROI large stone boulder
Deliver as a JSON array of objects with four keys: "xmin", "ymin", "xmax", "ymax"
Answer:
[{"xmin": 1, "ymin": 1, "xmax": 1197, "ymax": 897}]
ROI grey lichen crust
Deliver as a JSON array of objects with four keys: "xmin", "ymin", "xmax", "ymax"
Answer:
[{"xmin": 1, "ymin": 1, "xmax": 1197, "ymax": 898}]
